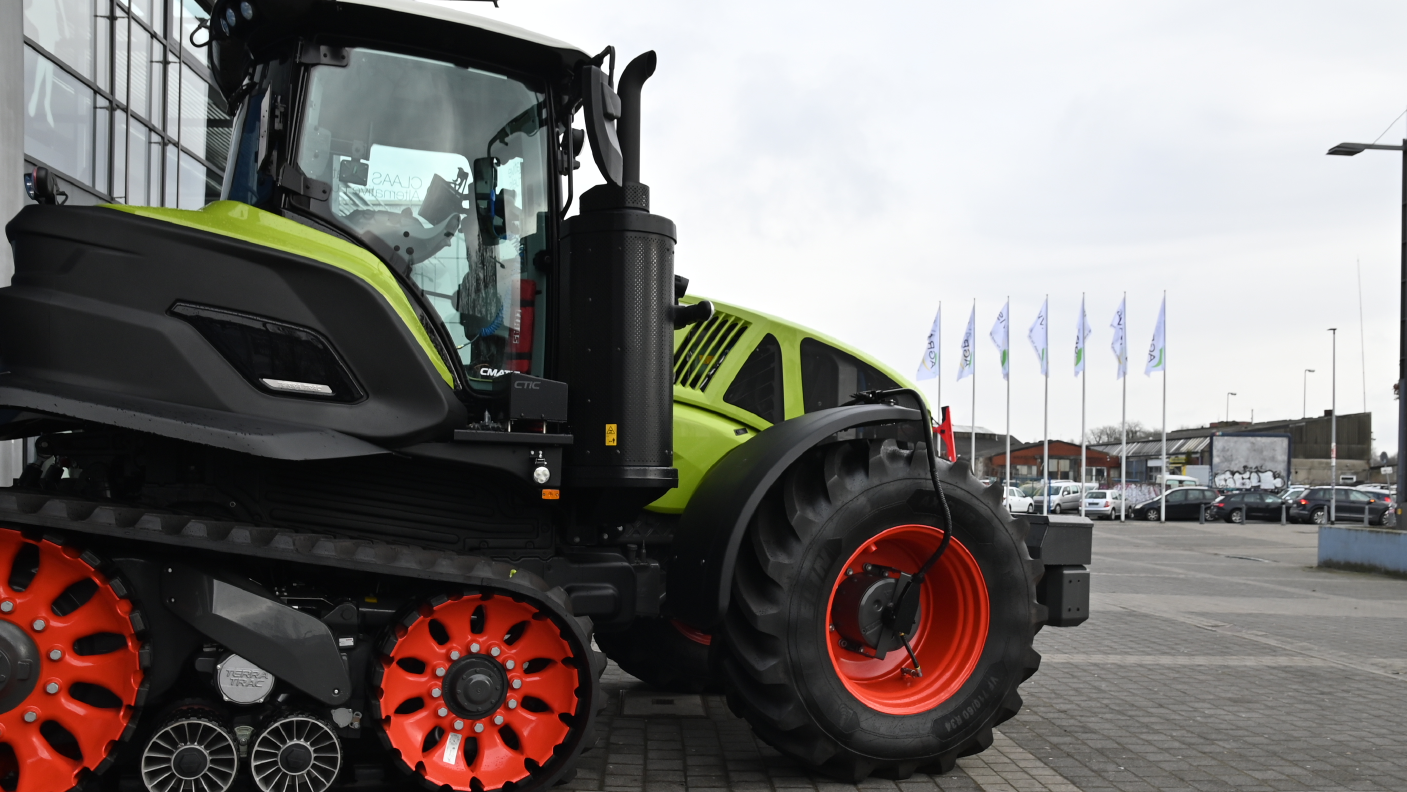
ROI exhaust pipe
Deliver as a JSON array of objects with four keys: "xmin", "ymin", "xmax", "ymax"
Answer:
[{"xmin": 616, "ymin": 51, "xmax": 656, "ymax": 186}]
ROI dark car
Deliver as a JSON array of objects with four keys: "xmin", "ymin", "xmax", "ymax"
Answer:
[
  {"xmin": 1133, "ymin": 486, "xmax": 1220, "ymax": 521},
  {"xmin": 1289, "ymin": 487, "xmax": 1393, "ymax": 526},
  {"xmin": 1208, "ymin": 491, "xmax": 1290, "ymax": 523}
]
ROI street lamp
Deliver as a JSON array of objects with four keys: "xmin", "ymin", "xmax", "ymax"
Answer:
[
  {"xmin": 1304, "ymin": 369, "xmax": 1315, "ymax": 419},
  {"xmin": 1330, "ymin": 327, "xmax": 1338, "ymax": 524},
  {"xmin": 1226, "ymin": 392, "xmax": 1237, "ymax": 423},
  {"xmin": 1327, "ymin": 139, "xmax": 1404, "ymax": 525}
]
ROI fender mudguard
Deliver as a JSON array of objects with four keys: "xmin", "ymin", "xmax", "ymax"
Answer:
[
  {"xmin": 665, "ymin": 403, "xmax": 919, "ymax": 629},
  {"xmin": 162, "ymin": 563, "xmax": 352, "ymax": 705}
]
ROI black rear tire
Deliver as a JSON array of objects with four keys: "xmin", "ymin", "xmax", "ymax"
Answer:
[
  {"xmin": 716, "ymin": 439, "xmax": 1043, "ymax": 781},
  {"xmin": 595, "ymin": 618, "xmax": 718, "ymax": 693}
]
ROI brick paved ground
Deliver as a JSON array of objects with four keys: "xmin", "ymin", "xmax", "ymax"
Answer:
[{"xmin": 564, "ymin": 520, "xmax": 1407, "ymax": 792}]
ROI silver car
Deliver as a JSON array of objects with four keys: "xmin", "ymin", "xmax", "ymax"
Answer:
[{"xmin": 1081, "ymin": 490, "xmax": 1123, "ymax": 520}]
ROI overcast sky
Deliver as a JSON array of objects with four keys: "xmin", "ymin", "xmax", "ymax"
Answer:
[{"xmin": 456, "ymin": 0, "xmax": 1407, "ymax": 452}]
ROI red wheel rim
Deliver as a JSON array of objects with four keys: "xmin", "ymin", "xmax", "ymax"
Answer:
[
  {"xmin": 825, "ymin": 524, "xmax": 989, "ymax": 715},
  {"xmin": 669, "ymin": 619, "xmax": 712, "ymax": 646},
  {"xmin": 0, "ymin": 530, "xmax": 143, "ymax": 792},
  {"xmin": 377, "ymin": 593, "xmax": 581, "ymax": 791}
]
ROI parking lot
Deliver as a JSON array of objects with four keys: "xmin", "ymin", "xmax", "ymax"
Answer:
[{"xmin": 564, "ymin": 519, "xmax": 1407, "ymax": 792}]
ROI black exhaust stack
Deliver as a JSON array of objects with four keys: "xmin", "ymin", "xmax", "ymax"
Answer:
[{"xmin": 564, "ymin": 52, "xmax": 681, "ymax": 519}]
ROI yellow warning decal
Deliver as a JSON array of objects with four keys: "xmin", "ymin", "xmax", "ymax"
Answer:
[{"xmin": 605, "ymin": 424, "xmax": 618, "ymax": 446}]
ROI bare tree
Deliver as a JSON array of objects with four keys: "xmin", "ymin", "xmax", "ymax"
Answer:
[{"xmin": 1087, "ymin": 421, "xmax": 1151, "ymax": 444}]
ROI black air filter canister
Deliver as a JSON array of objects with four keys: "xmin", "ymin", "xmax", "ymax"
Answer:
[{"xmin": 563, "ymin": 183, "xmax": 678, "ymax": 499}]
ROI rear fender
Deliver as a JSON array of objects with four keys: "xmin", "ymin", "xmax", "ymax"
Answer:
[{"xmin": 665, "ymin": 403, "xmax": 919, "ymax": 630}]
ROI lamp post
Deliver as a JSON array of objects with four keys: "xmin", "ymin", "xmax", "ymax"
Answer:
[
  {"xmin": 1304, "ymin": 369, "xmax": 1315, "ymax": 419},
  {"xmin": 1330, "ymin": 327, "xmax": 1338, "ymax": 524},
  {"xmin": 1327, "ymin": 139, "xmax": 1404, "ymax": 526},
  {"xmin": 1226, "ymin": 392, "xmax": 1237, "ymax": 423}
]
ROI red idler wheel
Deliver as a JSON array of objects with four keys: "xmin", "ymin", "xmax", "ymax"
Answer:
[
  {"xmin": 825, "ymin": 524, "xmax": 989, "ymax": 715},
  {"xmin": 0, "ymin": 529, "xmax": 145, "ymax": 792},
  {"xmin": 375, "ymin": 591, "xmax": 586, "ymax": 791}
]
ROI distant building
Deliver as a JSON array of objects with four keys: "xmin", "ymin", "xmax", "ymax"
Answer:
[
  {"xmin": 986, "ymin": 441, "xmax": 1121, "ymax": 484},
  {"xmin": 1090, "ymin": 411, "xmax": 1372, "ymax": 486},
  {"xmin": 951, "ymin": 426, "xmax": 1019, "ymax": 478}
]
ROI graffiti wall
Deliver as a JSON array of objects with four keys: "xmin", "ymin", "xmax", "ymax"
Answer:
[{"xmin": 1210, "ymin": 434, "xmax": 1292, "ymax": 491}]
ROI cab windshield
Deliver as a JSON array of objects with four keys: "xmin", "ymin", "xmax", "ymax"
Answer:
[{"xmin": 293, "ymin": 47, "xmax": 551, "ymax": 388}]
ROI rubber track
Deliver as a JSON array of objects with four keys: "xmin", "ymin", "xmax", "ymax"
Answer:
[
  {"xmin": 0, "ymin": 489, "xmax": 608, "ymax": 784},
  {"xmin": 718, "ymin": 440, "xmax": 1044, "ymax": 781}
]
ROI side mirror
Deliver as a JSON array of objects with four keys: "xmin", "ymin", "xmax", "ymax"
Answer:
[
  {"xmin": 580, "ymin": 65, "xmax": 623, "ymax": 187},
  {"xmin": 23, "ymin": 166, "xmax": 65, "ymax": 205}
]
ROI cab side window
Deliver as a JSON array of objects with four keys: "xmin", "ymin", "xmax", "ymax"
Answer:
[{"xmin": 800, "ymin": 338, "xmax": 898, "ymax": 413}]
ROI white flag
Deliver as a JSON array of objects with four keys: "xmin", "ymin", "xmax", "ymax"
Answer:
[
  {"xmin": 989, "ymin": 300, "xmax": 1010, "ymax": 381},
  {"xmin": 1110, "ymin": 297, "xmax": 1127, "ymax": 380},
  {"xmin": 1145, "ymin": 296, "xmax": 1166, "ymax": 376},
  {"xmin": 957, "ymin": 305, "xmax": 976, "ymax": 382},
  {"xmin": 1028, "ymin": 298, "xmax": 1048, "ymax": 377},
  {"xmin": 916, "ymin": 307, "xmax": 940, "ymax": 381},
  {"xmin": 1074, "ymin": 296, "xmax": 1092, "ymax": 376}
]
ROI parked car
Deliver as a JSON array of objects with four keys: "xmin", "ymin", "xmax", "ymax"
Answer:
[
  {"xmin": 1082, "ymin": 490, "xmax": 1123, "ymax": 520},
  {"xmin": 1355, "ymin": 485, "xmax": 1394, "ymax": 505},
  {"xmin": 1132, "ymin": 486, "xmax": 1220, "ymax": 521},
  {"xmin": 1280, "ymin": 486, "xmax": 1308, "ymax": 504},
  {"xmin": 1289, "ymin": 487, "xmax": 1393, "ymax": 525},
  {"xmin": 1030, "ymin": 481, "xmax": 1074, "ymax": 513},
  {"xmin": 1003, "ymin": 487, "xmax": 1034, "ymax": 515},
  {"xmin": 1208, "ymin": 491, "xmax": 1290, "ymax": 523},
  {"xmin": 1054, "ymin": 483, "xmax": 1099, "ymax": 513}
]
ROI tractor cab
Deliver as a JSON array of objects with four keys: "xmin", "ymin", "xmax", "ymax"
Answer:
[{"xmin": 213, "ymin": 0, "xmax": 584, "ymax": 393}]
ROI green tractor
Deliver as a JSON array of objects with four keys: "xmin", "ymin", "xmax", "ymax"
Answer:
[{"xmin": 0, "ymin": 2, "xmax": 1089, "ymax": 791}]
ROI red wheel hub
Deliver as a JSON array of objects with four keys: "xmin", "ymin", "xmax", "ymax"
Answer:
[
  {"xmin": 825, "ymin": 524, "xmax": 989, "ymax": 715},
  {"xmin": 377, "ymin": 593, "xmax": 581, "ymax": 791},
  {"xmin": 0, "ymin": 529, "xmax": 143, "ymax": 792}
]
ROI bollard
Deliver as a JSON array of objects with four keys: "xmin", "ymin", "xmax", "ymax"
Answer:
[
  {"xmin": 1199, "ymin": 503, "xmax": 1205, "ymax": 524},
  {"xmin": 1364, "ymin": 504, "xmax": 1370, "ymax": 526},
  {"xmin": 1281, "ymin": 502, "xmax": 1287, "ymax": 526}
]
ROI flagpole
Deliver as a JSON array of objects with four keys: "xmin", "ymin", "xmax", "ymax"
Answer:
[
  {"xmin": 936, "ymin": 301, "xmax": 942, "ymax": 427},
  {"xmin": 1005, "ymin": 297, "xmax": 1011, "ymax": 496},
  {"xmin": 1160, "ymin": 292, "xmax": 1168, "ymax": 523},
  {"xmin": 1121, "ymin": 292, "xmax": 1128, "ymax": 523},
  {"xmin": 1043, "ymin": 295, "xmax": 1050, "ymax": 516},
  {"xmin": 971, "ymin": 298, "xmax": 977, "ymax": 467},
  {"xmin": 1080, "ymin": 293, "xmax": 1087, "ymax": 517}
]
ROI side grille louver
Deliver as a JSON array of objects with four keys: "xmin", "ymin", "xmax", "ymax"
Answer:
[{"xmin": 673, "ymin": 310, "xmax": 751, "ymax": 392}]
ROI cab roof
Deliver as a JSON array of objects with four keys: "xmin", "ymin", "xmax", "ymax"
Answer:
[{"xmin": 337, "ymin": 0, "xmax": 588, "ymax": 61}]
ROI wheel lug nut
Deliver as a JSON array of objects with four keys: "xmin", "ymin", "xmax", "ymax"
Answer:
[
  {"xmin": 505, "ymin": 660, "xmax": 514, "ymax": 670},
  {"xmin": 22, "ymin": 712, "xmax": 36, "ymax": 723},
  {"xmin": 511, "ymin": 679, "xmax": 521, "ymax": 689},
  {"xmin": 0, "ymin": 601, "xmax": 12, "ymax": 613},
  {"xmin": 44, "ymin": 683, "xmax": 58, "ymax": 695},
  {"xmin": 508, "ymin": 699, "xmax": 517, "ymax": 709},
  {"xmin": 31, "ymin": 620, "xmax": 44, "ymax": 632},
  {"xmin": 470, "ymin": 643, "xmax": 480, "ymax": 653},
  {"xmin": 48, "ymin": 650, "xmax": 61, "ymax": 661},
  {"xmin": 431, "ymin": 687, "xmax": 442, "ymax": 698},
  {"xmin": 493, "ymin": 715, "xmax": 503, "ymax": 725},
  {"xmin": 435, "ymin": 667, "xmax": 446, "ymax": 677},
  {"xmin": 454, "ymin": 720, "xmax": 463, "ymax": 730},
  {"xmin": 438, "ymin": 707, "xmax": 448, "ymax": 717},
  {"xmin": 474, "ymin": 723, "xmax": 484, "ymax": 733},
  {"xmin": 490, "ymin": 647, "xmax": 500, "ymax": 657},
  {"xmin": 450, "ymin": 651, "xmax": 461, "ymax": 660}
]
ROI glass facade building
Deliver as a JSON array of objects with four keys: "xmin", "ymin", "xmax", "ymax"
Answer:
[{"xmin": 22, "ymin": 0, "xmax": 228, "ymax": 208}]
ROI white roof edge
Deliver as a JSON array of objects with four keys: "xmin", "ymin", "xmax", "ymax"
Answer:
[{"xmin": 337, "ymin": 0, "xmax": 589, "ymax": 60}]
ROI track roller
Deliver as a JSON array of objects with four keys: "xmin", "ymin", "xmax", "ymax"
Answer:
[
  {"xmin": 249, "ymin": 713, "xmax": 341, "ymax": 792},
  {"xmin": 0, "ymin": 527, "xmax": 145, "ymax": 792},
  {"xmin": 140, "ymin": 708, "xmax": 238, "ymax": 792},
  {"xmin": 374, "ymin": 585, "xmax": 596, "ymax": 792}
]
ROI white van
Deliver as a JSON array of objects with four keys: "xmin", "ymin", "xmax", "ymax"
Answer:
[{"xmin": 1160, "ymin": 475, "xmax": 1200, "ymax": 490}]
